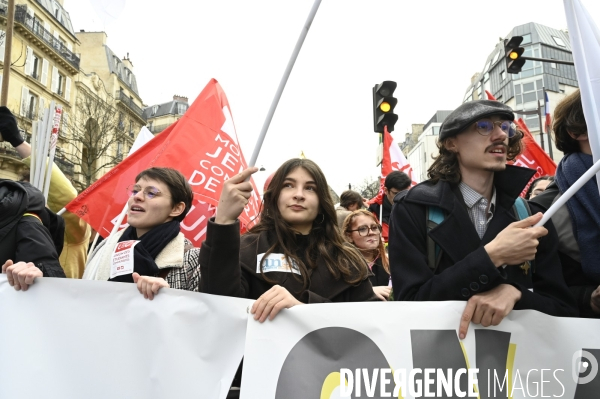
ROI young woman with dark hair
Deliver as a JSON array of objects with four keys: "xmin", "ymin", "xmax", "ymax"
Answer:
[
  {"xmin": 342, "ymin": 209, "xmax": 391, "ymax": 300},
  {"xmin": 200, "ymin": 158, "xmax": 377, "ymax": 321}
]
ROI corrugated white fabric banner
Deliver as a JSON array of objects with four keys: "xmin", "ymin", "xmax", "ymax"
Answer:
[{"xmin": 0, "ymin": 275, "xmax": 252, "ymax": 399}]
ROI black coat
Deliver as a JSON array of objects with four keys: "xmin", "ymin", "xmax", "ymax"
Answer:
[
  {"xmin": 200, "ymin": 219, "xmax": 377, "ymax": 303},
  {"xmin": 369, "ymin": 256, "xmax": 390, "ymax": 287},
  {"xmin": 0, "ymin": 180, "xmax": 65, "ymax": 277},
  {"xmin": 389, "ymin": 165, "xmax": 577, "ymax": 317},
  {"xmin": 532, "ymin": 182, "xmax": 600, "ymax": 318}
]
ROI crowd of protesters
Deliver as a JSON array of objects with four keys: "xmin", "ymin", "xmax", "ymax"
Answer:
[
  {"xmin": 3, "ymin": 90, "xmax": 600, "ymax": 398},
  {"xmin": 4, "ymin": 92, "xmax": 599, "ymax": 314}
]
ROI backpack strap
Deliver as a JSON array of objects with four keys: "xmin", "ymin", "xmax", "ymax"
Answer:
[
  {"xmin": 426, "ymin": 206, "xmax": 445, "ymax": 272},
  {"xmin": 22, "ymin": 212, "xmax": 42, "ymax": 223},
  {"xmin": 512, "ymin": 197, "xmax": 531, "ymax": 221}
]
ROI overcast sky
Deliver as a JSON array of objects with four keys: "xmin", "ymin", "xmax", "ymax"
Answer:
[{"xmin": 63, "ymin": 0, "xmax": 600, "ymax": 196}]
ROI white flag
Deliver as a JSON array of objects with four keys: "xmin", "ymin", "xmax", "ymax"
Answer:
[{"xmin": 564, "ymin": 0, "xmax": 600, "ymax": 195}]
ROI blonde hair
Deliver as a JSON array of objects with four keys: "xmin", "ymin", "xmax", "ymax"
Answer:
[{"xmin": 341, "ymin": 209, "xmax": 389, "ymax": 274}]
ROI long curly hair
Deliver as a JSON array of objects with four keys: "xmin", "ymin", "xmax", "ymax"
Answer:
[
  {"xmin": 427, "ymin": 127, "xmax": 524, "ymax": 184},
  {"xmin": 249, "ymin": 158, "xmax": 369, "ymax": 288},
  {"xmin": 341, "ymin": 209, "xmax": 389, "ymax": 274}
]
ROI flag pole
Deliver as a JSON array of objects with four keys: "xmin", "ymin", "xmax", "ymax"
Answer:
[
  {"xmin": 247, "ymin": 0, "xmax": 322, "ymax": 168},
  {"xmin": 535, "ymin": 157, "xmax": 600, "ymax": 227},
  {"xmin": 0, "ymin": 0, "xmax": 15, "ymax": 107}
]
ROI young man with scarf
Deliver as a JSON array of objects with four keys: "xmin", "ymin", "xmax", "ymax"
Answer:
[
  {"xmin": 389, "ymin": 100, "xmax": 577, "ymax": 339},
  {"xmin": 5, "ymin": 168, "xmax": 200, "ymax": 298},
  {"xmin": 532, "ymin": 90, "xmax": 600, "ymax": 318}
]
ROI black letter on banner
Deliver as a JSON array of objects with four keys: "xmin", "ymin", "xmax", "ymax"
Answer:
[
  {"xmin": 410, "ymin": 330, "xmax": 468, "ymax": 398},
  {"xmin": 275, "ymin": 327, "xmax": 390, "ymax": 399},
  {"xmin": 475, "ymin": 330, "xmax": 511, "ymax": 399}
]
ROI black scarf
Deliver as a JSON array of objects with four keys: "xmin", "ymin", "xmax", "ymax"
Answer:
[{"xmin": 108, "ymin": 220, "xmax": 181, "ymax": 283}]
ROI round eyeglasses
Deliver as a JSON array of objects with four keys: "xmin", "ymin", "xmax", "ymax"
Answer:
[
  {"xmin": 348, "ymin": 225, "xmax": 382, "ymax": 236},
  {"xmin": 126, "ymin": 184, "xmax": 170, "ymax": 200},
  {"xmin": 474, "ymin": 119, "xmax": 517, "ymax": 138}
]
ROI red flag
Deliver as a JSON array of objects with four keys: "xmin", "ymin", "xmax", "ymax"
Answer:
[
  {"xmin": 65, "ymin": 79, "xmax": 260, "ymax": 244},
  {"xmin": 368, "ymin": 126, "xmax": 418, "ymax": 205},
  {"xmin": 511, "ymin": 118, "xmax": 557, "ymax": 197},
  {"xmin": 485, "ymin": 90, "xmax": 496, "ymax": 100}
]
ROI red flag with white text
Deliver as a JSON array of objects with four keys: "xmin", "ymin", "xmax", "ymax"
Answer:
[
  {"xmin": 65, "ymin": 79, "xmax": 260, "ymax": 244},
  {"xmin": 511, "ymin": 118, "xmax": 557, "ymax": 197}
]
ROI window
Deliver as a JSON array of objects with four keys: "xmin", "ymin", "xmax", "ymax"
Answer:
[
  {"xmin": 152, "ymin": 105, "xmax": 159, "ymax": 115},
  {"xmin": 177, "ymin": 103, "xmax": 187, "ymax": 115},
  {"xmin": 521, "ymin": 34, "xmax": 532, "ymax": 45},
  {"xmin": 500, "ymin": 70, "xmax": 506, "ymax": 81},
  {"xmin": 26, "ymin": 92, "xmax": 38, "ymax": 120},
  {"xmin": 129, "ymin": 121, "xmax": 134, "ymax": 137},
  {"xmin": 516, "ymin": 44, "xmax": 543, "ymax": 78},
  {"xmin": 117, "ymin": 141, "xmax": 123, "ymax": 157},
  {"xmin": 491, "ymin": 51, "xmax": 500, "ymax": 66},
  {"xmin": 31, "ymin": 53, "xmax": 40, "ymax": 80},
  {"xmin": 57, "ymin": 73, "xmax": 64, "ymax": 95},
  {"xmin": 552, "ymin": 36, "xmax": 566, "ymax": 47},
  {"xmin": 118, "ymin": 112, "xmax": 124, "ymax": 130},
  {"xmin": 514, "ymin": 79, "xmax": 544, "ymax": 130}
]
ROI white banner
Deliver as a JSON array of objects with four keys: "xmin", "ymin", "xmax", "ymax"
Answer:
[
  {"xmin": 241, "ymin": 302, "xmax": 600, "ymax": 399},
  {"xmin": 0, "ymin": 275, "xmax": 252, "ymax": 399}
]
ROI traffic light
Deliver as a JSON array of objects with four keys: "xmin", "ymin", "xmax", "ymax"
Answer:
[
  {"xmin": 373, "ymin": 81, "xmax": 398, "ymax": 133},
  {"xmin": 505, "ymin": 36, "xmax": 526, "ymax": 74}
]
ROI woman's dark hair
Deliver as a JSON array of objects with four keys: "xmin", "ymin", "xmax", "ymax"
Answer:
[
  {"xmin": 525, "ymin": 175, "xmax": 555, "ymax": 199},
  {"xmin": 249, "ymin": 158, "xmax": 369, "ymax": 288},
  {"xmin": 553, "ymin": 89, "xmax": 587, "ymax": 154},
  {"xmin": 341, "ymin": 209, "xmax": 389, "ymax": 274},
  {"xmin": 339, "ymin": 190, "xmax": 363, "ymax": 209},
  {"xmin": 427, "ymin": 126, "xmax": 523, "ymax": 184},
  {"xmin": 135, "ymin": 167, "xmax": 193, "ymax": 222}
]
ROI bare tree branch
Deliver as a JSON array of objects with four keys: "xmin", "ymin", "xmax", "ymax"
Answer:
[{"xmin": 62, "ymin": 87, "xmax": 131, "ymax": 191}]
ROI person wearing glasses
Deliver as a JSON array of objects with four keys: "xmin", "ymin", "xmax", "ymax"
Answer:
[
  {"xmin": 342, "ymin": 209, "xmax": 390, "ymax": 301},
  {"xmin": 367, "ymin": 171, "xmax": 411, "ymax": 242},
  {"xmin": 389, "ymin": 100, "xmax": 577, "ymax": 339},
  {"xmin": 3, "ymin": 167, "xmax": 199, "ymax": 298}
]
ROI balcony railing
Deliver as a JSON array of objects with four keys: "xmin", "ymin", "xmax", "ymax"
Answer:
[
  {"xmin": 14, "ymin": 5, "xmax": 80, "ymax": 70},
  {"xmin": 118, "ymin": 91, "xmax": 146, "ymax": 121}
]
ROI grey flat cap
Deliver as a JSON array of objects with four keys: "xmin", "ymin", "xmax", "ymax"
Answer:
[{"xmin": 439, "ymin": 100, "xmax": 515, "ymax": 140}]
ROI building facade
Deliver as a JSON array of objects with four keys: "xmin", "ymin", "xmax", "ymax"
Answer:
[
  {"xmin": 0, "ymin": 0, "xmax": 79, "ymax": 180},
  {"xmin": 405, "ymin": 112, "xmax": 451, "ymax": 183},
  {"xmin": 143, "ymin": 95, "xmax": 189, "ymax": 135},
  {"xmin": 463, "ymin": 22, "xmax": 579, "ymax": 162},
  {"xmin": 0, "ymin": 0, "xmax": 148, "ymax": 190}
]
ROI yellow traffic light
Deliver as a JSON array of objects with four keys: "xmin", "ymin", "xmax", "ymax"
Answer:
[
  {"xmin": 509, "ymin": 51, "xmax": 519, "ymax": 60},
  {"xmin": 380, "ymin": 102, "xmax": 391, "ymax": 112}
]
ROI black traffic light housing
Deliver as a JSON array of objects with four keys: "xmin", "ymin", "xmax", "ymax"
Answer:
[
  {"xmin": 373, "ymin": 81, "xmax": 398, "ymax": 133},
  {"xmin": 505, "ymin": 36, "xmax": 526, "ymax": 74}
]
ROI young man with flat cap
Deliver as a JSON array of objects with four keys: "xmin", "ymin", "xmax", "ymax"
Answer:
[{"xmin": 389, "ymin": 100, "xmax": 577, "ymax": 338}]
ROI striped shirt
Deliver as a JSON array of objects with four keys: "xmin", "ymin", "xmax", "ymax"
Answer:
[{"xmin": 459, "ymin": 182, "xmax": 497, "ymax": 239}]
